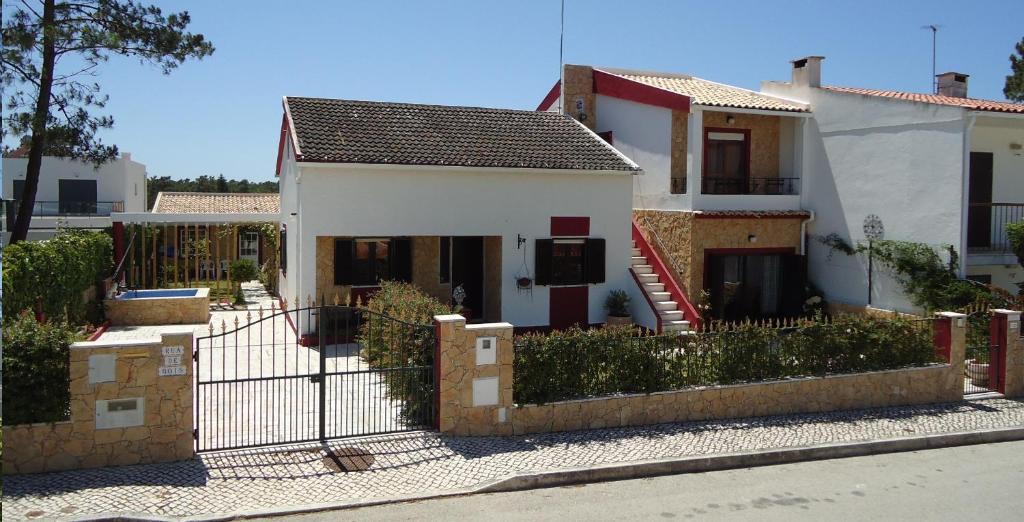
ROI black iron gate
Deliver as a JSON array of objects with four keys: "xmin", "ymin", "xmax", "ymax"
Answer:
[
  {"xmin": 963, "ymin": 308, "xmax": 1002, "ymax": 396},
  {"xmin": 194, "ymin": 304, "xmax": 436, "ymax": 452}
]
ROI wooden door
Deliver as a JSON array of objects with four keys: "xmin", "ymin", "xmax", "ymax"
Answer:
[{"xmin": 967, "ymin": 152, "xmax": 994, "ymax": 249}]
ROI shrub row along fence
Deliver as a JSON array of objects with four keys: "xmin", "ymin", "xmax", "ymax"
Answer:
[
  {"xmin": 2, "ymin": 229, "xmax": 112, "ymax": 323},
  {"xmin": 513, "ymin": 314, "xmax": 940, "ymax": 405}
]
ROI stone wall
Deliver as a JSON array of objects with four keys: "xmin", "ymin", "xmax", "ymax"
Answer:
[
  {"xmin": 483, "ymin": 236, "xmax": 502, "ymax": 323},
  {"xmin": 670, "ymin": 110, "xmax": 688, "ymax": 191},
  {"xmin": 412, "ymin": 236, "xmax": 452, "ymax": 305},
  {"xmin": 105, "ymin": 288, "xmax": 209, "ymax": 326},
  {"xmin": 702, "ymin": 111, "xmax": 781, "ymax": 179},
  {"xmin": 435, "ymin": 313, "xmax": 968, "ymax": 437},
  {"xmin": 2, "ymin": 331, "xmax": 195, "ymax": 474},
  {"xmin": 633, "ymin": 209, "xmax": 695, "ymax": 296},
  {"xmin": 994, "ymin": 310, "xmax": 1024, "ymax": 397},
  {"xmin": 436, "ymin": 315, "xmax": 514, "ymax": 436},
  {"xmin": 562, "ymin": 64, "xmax": 597, "ymax": 129}
]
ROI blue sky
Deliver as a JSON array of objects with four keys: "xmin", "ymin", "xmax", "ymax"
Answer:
[{"xmin": 10, "ymin": 0, "xmax": 1023, "ymax": 182}]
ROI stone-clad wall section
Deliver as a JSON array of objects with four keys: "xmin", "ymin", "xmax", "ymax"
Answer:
[
  {"xmin": 2, "ymin": 332, "xmax": 195, "ymax": 474},
  {"xmin": 633, "ymin": 209, "xmax": 695, "ymax": 296},
  {"xmin": 562, "ymin": 65, "xmax": 597, "ymax": 129},
  {"xmin": 436, "ymin": 315, "xmax": 514, "ymax": 436},
  {"xmin": 105, "ymin": 290, "xmax": 209, "ymax": 326},
  {"xmin": 702, "ymin": 111, "xmax": 781, "ymax": 179},
  {"xmin": 436, "ymin": 314, "xmax": 970, "ymax": 437}
]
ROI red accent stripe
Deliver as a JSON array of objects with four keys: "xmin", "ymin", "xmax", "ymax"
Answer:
[
  {"xmin": 629, "ymin": 268, "xmax": 662, "ymax": 333},
  {"xmin": 536, "ymin": 81, "xmax": 561, "ymax": 111},
  {"xmin": 433, "ymin": 319, "xmax": 442, "ymax": 429},
  {"xmin": 990, "ymin": 313, "xmax": 1008, "ymax": 394},
  {"xmin": 87, "ymin": 320, "xmax": 111, "ymax": 342},
  {"xmin": 593, "ymin": 70, "xmax": 691, "ymax": 113},
  {"xmin": 550, "ymin": 216, "xmax": 590, "ymax": 236},
  {"xmin": 275, "ymin": 113, "xmax": 288, "ymax": 177},
  {"xmin": 632, "ymin": 219, "xmax": 702, "ymax": 330},
  {"xmin": 933, "ymin": 317, "xmax": 952, "ymax": 363},
  {"xmin": 549, "ymin": 286, "xmax": 589, "ymax": 330}
]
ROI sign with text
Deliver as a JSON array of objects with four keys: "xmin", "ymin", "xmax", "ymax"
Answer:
[{"xmin": 158, "ymin": 366, "xmax": 187, "ymax": 377}]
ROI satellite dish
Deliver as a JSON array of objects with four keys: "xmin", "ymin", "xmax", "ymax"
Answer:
[{"xmin": 863, "ymin": 214, "xmax": 884, "ymax": 241}]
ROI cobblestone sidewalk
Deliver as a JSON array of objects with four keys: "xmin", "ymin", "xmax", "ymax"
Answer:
[{"xmin": 4, "ymin": 397, "xmax": 1023, "ymax": 521}]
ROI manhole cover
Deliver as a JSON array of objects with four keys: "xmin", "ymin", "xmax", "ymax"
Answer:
[{"xmin": 322, "ymin": 447, "xmax": 375, "ymax": 472}]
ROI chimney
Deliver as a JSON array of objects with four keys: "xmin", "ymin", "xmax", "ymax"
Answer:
[
  {"xmin": 791, "ymin": 56, "xmax": 824, "ymax": 88},
  {"xmin": 936, "ymin": 72, "xmax": 969, "ymax": 98},
  {"xmin": 121, "ymin": 151, "xmax": 132, "ymax": 161}
]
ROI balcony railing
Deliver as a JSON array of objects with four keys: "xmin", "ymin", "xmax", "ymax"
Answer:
[
  {"xmin": 701, "ymin": 177, "xmax": 800, "ymax": 196},
  {"xmin": 968, "ymin": 203, "xmax": 1024, "ymax": 254},
  {"xmin": 5, "ymin": 200, "xmax": 124, "ymax": 222}
]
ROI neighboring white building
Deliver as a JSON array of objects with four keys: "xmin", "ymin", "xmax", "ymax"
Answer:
[
  {"xmin": 764, "ymin": 57, "xmax": 1024, "ymax": 311},
  {"xmin": 276, "ymin": 97, "xmax": 641, "ymax": 332},
  {"xmin": 2, "ymin": 153, "xmax": 148, "ymax": 242}
]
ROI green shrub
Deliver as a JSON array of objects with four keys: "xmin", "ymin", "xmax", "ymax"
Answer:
[
  {"xmin": 604, "ymin": 290, "xmax": 631, "ymax": 317},
  {"xmin": 513, "ymin": 314, "xmax": 939, "ymax": 405},
  {"xmin": 357, "ymin": 281, "xmax": 449, "ymax": 425},
  {"xmin": 2, "ymin": 312, "xmax": 80, "ymax": 425},
  {"xmin": 2, "ymin": 230, "xmax": 112, "ymax": 323},
  {"xmin": 229, "ymin": 258, "xmax": 260, "ymax": 283}
]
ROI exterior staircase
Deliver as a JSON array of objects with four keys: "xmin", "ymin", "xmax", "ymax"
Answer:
[{"xmin": 629, "ymin": 240, "xmax": 690, "ymax": 334}]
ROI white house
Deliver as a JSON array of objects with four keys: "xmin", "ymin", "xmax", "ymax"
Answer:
[
  {"xmin": 275, "ymin": 97, "xmax": 641, "ymax": 332},
  {"xmin": 763, "ymin": 57, "xmax": 1024, "ymax": 311},
  {"xmin": 2, "ymin": 153, "xmax": 148, "ymax": 242},
  {"xmin": 538, "ymin": 65, "xmax": 815, "ymax": 326}
]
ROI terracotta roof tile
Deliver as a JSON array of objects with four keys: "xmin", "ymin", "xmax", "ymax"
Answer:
[
  {"xmin": 823, "ymin": 86, "xmax": 1024, "ymax": 114},
  {"xmin": 153, "ymin": 192, "xmax": 280, "ymax": 214},
  {"xmin": 284, "ymin": 97, "xmax": 639, "ymax": 172},
  {"xmin": 602, "ymin": 69, "xmax": 808, "ymax": 113}
]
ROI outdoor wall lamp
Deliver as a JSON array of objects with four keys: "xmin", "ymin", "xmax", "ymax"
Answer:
[
  {"xmin": 748, "ymin": 234, "xmax": 757, "ymax": 243},
  {"xmin": 517, "ymin": 234, "xmax": 527, "ymax": 249},
  {"xmin": 726, "ymin": 115, "xmax": 736, "ymax": 125}
]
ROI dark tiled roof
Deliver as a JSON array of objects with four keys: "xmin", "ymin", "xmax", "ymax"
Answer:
[{"xmin": 283, "ymin": 97, "xmax": 639, "ymax": 172}]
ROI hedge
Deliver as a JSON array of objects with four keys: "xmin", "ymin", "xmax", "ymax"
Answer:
[
  {"xmin": 513, "ymin": 314, "xmax": 940, "ymax": 405},
  {"xmin": 2, "ymin": 312, "xmax": 80, "ymax": 425},
  {"xmin": 2, "ymin": 229, "xmax": 112, "ymax": 323}
]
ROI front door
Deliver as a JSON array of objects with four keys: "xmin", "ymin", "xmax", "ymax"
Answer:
[
  {"xmin": 967, "ymin": 152, "xmax": 994, "ymax": 249},
  {"xmin": 239, "ymin": 231, "xmax": 260, "ymax": 265},
  {"xmin": 451, "ymin": 237, "xmax": 484, "ymax": 320}
]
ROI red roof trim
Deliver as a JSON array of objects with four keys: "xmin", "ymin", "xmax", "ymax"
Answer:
[
  {"xmin": 593, "ymin": 69, "xmax": 691, "ymax": 113},
  {"xmin": 275, "ymin": 113, "xmax": 287, "ymax": 177},
  {"xmin": 276, "ymin": 98, "xmax": 305, "ymax": 177},
  {"xmin": 536, "ymin": 81, "xmax": 561, "ymax": 111}
]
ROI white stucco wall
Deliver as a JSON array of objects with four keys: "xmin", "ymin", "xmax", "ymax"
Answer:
[
  {"xmin": 972, "ymin": 116, "xmax": 1024, "ymax": 204},
  {"xmin": 277, "ymin": 138, "xmax": 300, "ymax": 304},
  {"xmin": 764, "ymin": 82, "xmax": 968, "ymax": 313},
  {"xmin": 283, "ymin": 162, "xmax": 635, "ymax": 328}
]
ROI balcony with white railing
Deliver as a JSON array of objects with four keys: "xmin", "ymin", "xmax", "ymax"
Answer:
[{"xmin": 2, "ymin": 200, "xmax": 124, "ymax": 231}]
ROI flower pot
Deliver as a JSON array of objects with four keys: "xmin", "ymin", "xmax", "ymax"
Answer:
[
  {"xmin": 965, "ymin": 359, "xmax": 989, "ymax": 385},
  {"xmin": 605, "ymin": 315, "xmax": 632, "ymax": 327}
]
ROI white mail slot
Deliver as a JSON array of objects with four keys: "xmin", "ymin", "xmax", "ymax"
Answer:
[
  {"xmin": 159, "ymin": 366, "xmax": 187, "ymax": 377},
  {"xmin": 163, "ymin": 355, "xmax": 182, "ymax": 366},
  {"xmin": 162, "ymin": 345, "xmax": 185, "ymax": 356}
]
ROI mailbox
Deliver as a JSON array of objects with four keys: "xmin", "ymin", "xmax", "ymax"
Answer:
[
  {"xmin": 96, "ymin": 397, "xmax": 144, "ymax": 429},
  {"xmin": 475, "ymin": 336, "xmax": 497, "ymax": 366}
]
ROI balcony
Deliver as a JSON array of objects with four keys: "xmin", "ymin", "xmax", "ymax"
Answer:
[
  {"xmin": 701, "ymin": 177, "xmax": 800, "ymax": 196},
  {"xmin": 5, "ymin": 200, "xmax": 124, "ymax": 221},
  {"xmin": 967, "ymin": 203, "xmax": 1023, "ymax": 255}
]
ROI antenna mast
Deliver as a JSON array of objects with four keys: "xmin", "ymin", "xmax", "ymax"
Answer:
[
  {"xmin": 923, "ymin": 25, "xmax": 940, "ymax": 94},
  {"xmin": 558, "ymin": 0, "xmax": 565, "ymax": 112}
]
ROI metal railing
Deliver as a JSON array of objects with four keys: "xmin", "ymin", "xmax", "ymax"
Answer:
[
  {"xmin": 967, "ymin": 203, "xmax": 1024, "ymax": 253},
  {"xmin": 701, "ymin": 177, "xmax": 800, "ymax": 195},
  {"xmin": 4, "ymin": 200, "xmax": 124, "ymax": 221}
]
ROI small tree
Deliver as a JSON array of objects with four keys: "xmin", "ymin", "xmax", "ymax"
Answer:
[
  {"xmin": 229, "ymin": 258, "xmax": 259, "ymax": 304},
  {"xmin": 1005, "ymin": 37, "xmax": 1024, "ymax": 102}
]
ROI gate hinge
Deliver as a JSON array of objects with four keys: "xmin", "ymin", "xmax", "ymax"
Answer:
[
  {"xmin": 193, "ymin": 350, "xmax": 198, "ymax": 362},
  {"xmin": 192, "ymin": 428, "xmax": 198, "ymax": 440}
]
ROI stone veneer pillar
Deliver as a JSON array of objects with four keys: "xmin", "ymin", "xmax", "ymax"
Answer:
[
  {"xmin": 434, "ymin": 314, "xmax": 514, "ymax": 436},
  {"xmin": 992, "ymin": 309, "xmax": 1024, "ymax": 397}
]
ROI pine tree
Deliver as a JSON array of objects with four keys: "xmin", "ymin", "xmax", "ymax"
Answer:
[{"xmin": 1005, "ymin": 37, "xmax": 1024, "ymax": 102}]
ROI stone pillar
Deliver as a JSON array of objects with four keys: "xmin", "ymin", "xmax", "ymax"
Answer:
[
  {"xmin": 434, "ymin": 314, "xmax": 514, "ymax": 436},
  {"xmin": 992, "ymin": 309, "xmax": 1024, "ymax": 397},
  {"xmin": 562, "ymin": 64, "xmax": 596, "ymax": 129},
  {"xmin": 936, "ymin": 311, "xmax": 967, "ymax": 396}
]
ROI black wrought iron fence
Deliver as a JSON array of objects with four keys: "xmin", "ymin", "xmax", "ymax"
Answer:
[
  {"xmin": 513, "ymin": 317, "xmax": 938, "ymax": 405},
  {"xmin": 701, "ymin": 177, "xmax": 800, "ymax": 195}
]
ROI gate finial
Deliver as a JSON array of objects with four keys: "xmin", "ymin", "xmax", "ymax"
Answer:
[
  {"xmin": 221, "ymin": 318, "xmax": 227, "ymax": 333},
  {"xmin": 333, "ymin": 292, "xmax": 340, "ymax": 306},
  {"xmin": 258, "ymin": 305, "xmax": 264, "ymax": 318},
  {"xmin": 246, "ymin": 311, "xmax": 252, "ymax": 324},
  {"xmin": 355, "ymin": 294, "xmax": 363, "ymax": 308}
]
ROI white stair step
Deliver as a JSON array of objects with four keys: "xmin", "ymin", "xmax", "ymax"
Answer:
[
  {"xmin": 644, "ymin": 282, "xmax": 665, "ymax": 292},
  {"xmin": 633, "ymin": 265, "xmax": 654, "ymax": 274},
  {"xmin": 663, "ymin": 320, "xmax": 690, "ymax": 332},
  {"xmin": 660, "ymin": 310, "xmax": 684, "ymax": 321},
  {"xmin": 649, "ymin": 291, "xmax": 671, "ymax": 301},
  {"xmin": 630, "ymin": 256, "xmax": 648, "ymax": 266},
  {"xmin": 631, "ymin": 241, "xmax": 637, "ymax": 248},
  {"xmin": 655, "ymin": 300, "xmax": 678, "ymax": 311},
  {"xmin": 631, "ymin": 248, "xmax": 642, "ymax": 256},
  {"xmin": 635, "ymin": 273, "xmax": 659, "ymax": 283}
]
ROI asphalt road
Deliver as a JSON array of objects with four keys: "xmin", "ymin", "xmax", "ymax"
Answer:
[{"xmin": 258, "ymin": 440, "xmax": 1024, "ymax": 521}]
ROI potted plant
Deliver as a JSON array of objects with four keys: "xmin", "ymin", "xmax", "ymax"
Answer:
[{"xmin": 604, "ymin": 290, "xmax": 632, "ymax": 326}]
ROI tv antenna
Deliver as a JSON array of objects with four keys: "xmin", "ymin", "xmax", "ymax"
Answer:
[
  {"xmin": 558, "ymin": 0, "xmax": 565, "ymax": 112},
  {"xmin": 921, "ymin": 25, "xmax": 942, "ymax": 94}
]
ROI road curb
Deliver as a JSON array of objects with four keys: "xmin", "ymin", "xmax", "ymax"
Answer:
[{"xmin": 71, "ymin": 426, "xmax": 1024, "ymax": 522}]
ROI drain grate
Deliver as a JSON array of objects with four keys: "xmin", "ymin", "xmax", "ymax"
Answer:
[{"xmin": 322, "ymin": 447, "xmax": 375, "ymax": 472}]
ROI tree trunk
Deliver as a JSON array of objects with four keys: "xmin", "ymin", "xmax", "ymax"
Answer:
[{"xmin": 9, "ymin": 0, "xmax": 57, "ymax": 245}]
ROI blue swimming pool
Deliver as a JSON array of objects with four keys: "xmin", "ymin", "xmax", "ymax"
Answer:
[{"xmin": 117, "ymin": 289, "xmax": 200, "ymax": 299}]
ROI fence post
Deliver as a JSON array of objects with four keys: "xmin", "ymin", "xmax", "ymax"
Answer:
[
  {"xmin": 936, "ymin": 311, "xmax": 967, "ymax": 381},
  {"xmin": 433, "ymin": 314, "xmax": 514, "ymax": 436},
  {"xmin": 991, "ymin": 309, "xmax": 1023, "ymax": 396}
]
